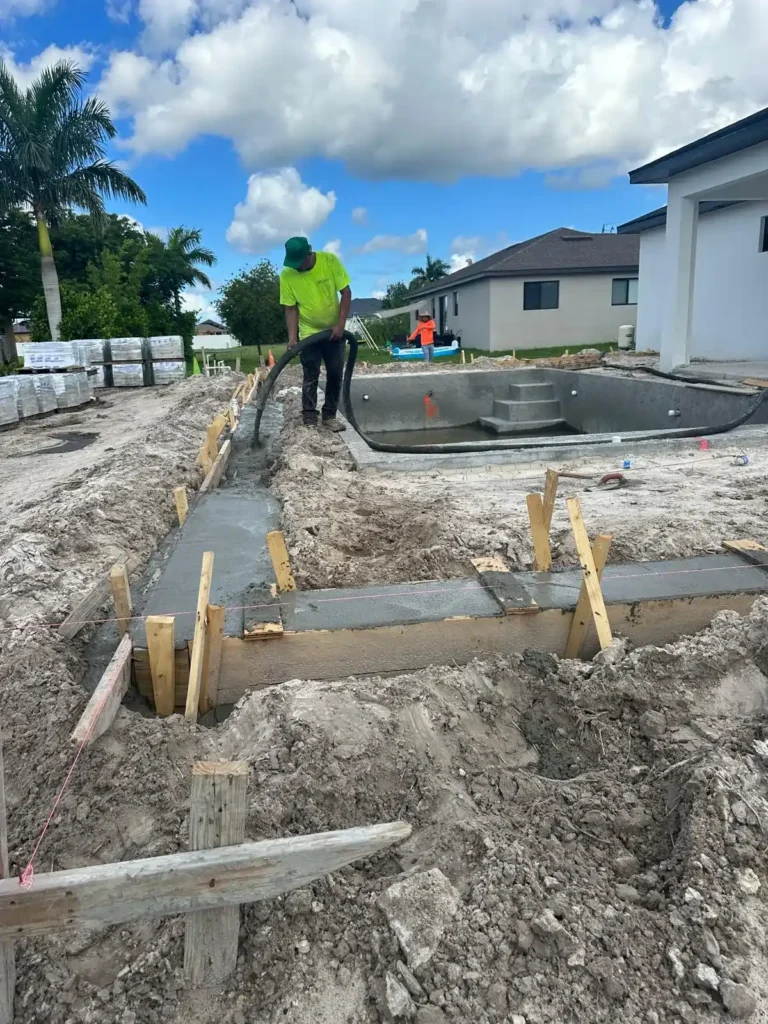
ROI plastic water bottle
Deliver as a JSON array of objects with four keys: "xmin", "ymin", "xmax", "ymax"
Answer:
[
  {"xmin": 734, "ymin": 455, "xmax": 750, "ymax": 466},
  {"xmin": 623, "ymin": 458, "xmax": 632, "ymax": 470}
]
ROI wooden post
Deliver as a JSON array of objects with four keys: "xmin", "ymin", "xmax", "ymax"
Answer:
[
  {"xmin": 174, "ymin": 487, "xmax": 189, "ymax": 526},
  {"xmin": 0, "ymin": 724, "xmax": 14, "ymax": 1024},
  {"xmin": 201, "ymin": 348, "xmax": 208, "ymax": 376},
  {"xmin": 200, "ymin": 605, "xmax": 225, "ymax": 714},
  {"xmin": 526, "ymin": 494, "xmax": 552, "ymax": 572},
  {"xmin": 146, "ymin": 616, "xmax": 176, "ymax": 717},
  {"xmin": 184, "ymin": 762, "xmax": 248, "ymax": 986},
  {"xmin": 110, "ymin": 564, "xmax": 132, "ymax": 636},
  {"xmin": 460, "ymin": 349, "xmax": 466, "ymax": 364},
  {"xmin": 542, "ymin": 469, "xmax": 559, "ymax": 532},
  {"xmin": 566, "ymin": 497, "xmax": 612, "ymax": 651},
  {"xmin": 185, "ymin": 552, "xmax": 215, "ymax": 726},
  {"xmin": 266, "ymin": 531, "xmax": 297, "ymax": 592},
  {"xmin": 235, "ymin": 355, "xmax": 241, "ymax": 373},
  {"xmin": 564, "ymin": 535, "xmax": 612, "ymax": 659}
]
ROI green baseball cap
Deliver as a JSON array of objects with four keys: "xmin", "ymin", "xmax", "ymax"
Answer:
[{"xmin": 284, "ymin": 236, "xmax": 312, "ymax": 269}]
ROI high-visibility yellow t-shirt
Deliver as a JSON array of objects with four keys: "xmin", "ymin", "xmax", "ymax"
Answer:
[{"xmin": 279, "ymin": 252, "xmax": 351, "ymax": 340}]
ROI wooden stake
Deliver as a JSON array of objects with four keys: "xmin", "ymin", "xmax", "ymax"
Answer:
[
  {"xmin": 526, "ymin": 494, "xmax": 552, "ymax": 572},
  {"xmin": 235, "ymin": 355, "xmax": 241, "ymax": 373},
  {"xmin": 59, "ymin": 553, "xmax": 141, "ymax": 641},
  {"xmin": 460, "ymin": 349, "xmax": 466, "ymax": 364},
  {"xmin": 566, "ymin": 497, "xmax": 612, "ymax": 651},
  {"xmin": 0, "ymin": 723, "xmax": 14, "ymax": 1024},
  {"xmin": 71, "ymin": 635, "xmax": 133, "ymax": 745},
  {"xmin": 110, "ymin": 564, "xmax": 132, "ymax": 636},
  {"xmin": 542, "ymin": 469, "xmax": 559, "ymax": 532},
  {"xmin": 0, "ymin": 821, "xmax": 411, "ymax": 940},
  {"xmin": 185, "ymin": 552, "xmax": 215, "ymax": 726},
  {"xmin": 564, "ymin": 534, "xmax": 612, "ymax": 659},
  {"xmin": 146, "ymin": 616, "xmax": 176, "ymax": 717},
  {"xmin": 174, "ymin": 487, "xmax": 189, "ymax": 526},
  {"xmin": 184, "ymin": 762, "xmax": 248, "ymax": 985},
  {"xmin": 200, "ymin": 605, "xmax": 225, "ymax": 713},
  {"xmin": 266, "ymin": 531, "xmax": 297, "ymax": 592}
]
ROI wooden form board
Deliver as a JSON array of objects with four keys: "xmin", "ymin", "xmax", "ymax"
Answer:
[
  {"xmin": 526, "ymin": 494, "xmax": 552, "ymax": 572},
  {"xmin": 58, "ymin": 554, "xmax": 141, "ymax": 641},
  {"xmin": 470, "ymin": 557, "xmax": 538, "ymax": 616},
  {"xmin": 266, "ymin": 531, "xmax": 297, "ymax": 592},
  {"xmin": 71, "ymin": 634, "xmax": 133, "ymax": 746},
  {"xmin": 174, "ymin": 487, "xmax": 189, "ymax": 526},
  {"xmin": 185, "ymin": 552, "xmax": 215, "ymax": 725},
  {"xmin": 200, "ymin": 439, "xmax": 232, "ymax": 495},
  {"xmin": 110, "ymin": 564, "xmax": 133, "ymax": 636},
  {"xmin": 134, "ymin": 646, "xmax": 190, "ymax": 707},
  {"xmin": 146, "ymin": 616, "xmax": 176, "ymax": 716},
  {"xmin": 0, "ymin": 822, "xmax": 411, "ymax": 940}
]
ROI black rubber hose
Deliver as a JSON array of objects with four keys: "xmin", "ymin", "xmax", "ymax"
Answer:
[
  {"xmin": 602, "ymin": 361, "xmax": 753, "ymax": 388},
  {"xmin": 253, "ymin": 330, "xmax": 768, "ymax": 453}
]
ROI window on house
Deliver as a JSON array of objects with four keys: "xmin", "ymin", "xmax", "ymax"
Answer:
[
  {"xmin": 760, "ymin": 216, "xmax": 768, "ymax": 253},
  {"xmin": 453, "ymin": 291, "xmax": 459, "ymax": 316},
  {"xmin": 523, "ymin": 281, "xmax": 559, "ymax": 310},
  {"xmin": 612, "ymin": 278, "xmax": 639, "ymax": 305}
]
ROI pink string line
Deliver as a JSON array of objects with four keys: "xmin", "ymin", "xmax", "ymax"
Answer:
[{"xmin": 19, "ymin": 679, "xmax": 116, "ymax": 889}]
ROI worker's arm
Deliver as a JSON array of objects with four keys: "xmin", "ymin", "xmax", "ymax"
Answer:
[
  {"xmin": 284, "ymin": 305, "xmax": 299, "ymax": 349},
  {"xmin": 408, "ymin": 324, "xmax": 421, "ymax": 342},
  {"xmin": 331, "ymin": 286, "xmax": 352, "ymax": 340}
]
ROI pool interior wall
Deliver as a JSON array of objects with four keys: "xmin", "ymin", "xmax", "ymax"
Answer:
[{"xmin": 350, "ymin": 368, "xmax": 768, "ymax": 440}]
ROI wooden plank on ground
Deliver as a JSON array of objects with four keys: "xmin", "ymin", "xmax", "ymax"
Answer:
[
  {"xmin": 58, "ymin": 554, "xmax": 141, "ymax": 641},
  {"xmin": 199, "ymin": 605, "xmax": 224, "ymax": 714},
  {"xmin": 564, "ymin": 534, "xmax": 612, "ymax": 659},
  {"xmin": 526, "ymin": 493, "xmax": 552, "ymax": 572},
  {"xmin": 110, "ymin": 564, "xmax": 133, "ymax": 637},
  {"xmin": 266, "ymin": 531, "xmax": 297, "ymax": 592},
  {"xmin": 146, "ymin": 616, "xmax": 176, "ymax": 717},
  {"xmin": 0, "ymin": 724, "xmax": 14, "ymax": 1024},
  {"xmin": 185, "ymin": 552, "xmax": 215, "ymax": 726},
  {"xmin": 184, "ymin": 762, "xmax": 248, "ymax": 985},
  {"xmin": 566, "ymin": 497, "xmax": 612, "ymax": 651},
  {"xmin": 71, "ymin": 634, "xmax": 133, "ymax": 746},
  {"xmin": 174, "ymin": 487, "xmax": 189, "ymax": 526},
  {"xmin": 722, "ymin": 539, "xmax": 768, "ymax": 569},
  {"xmin": 0, "ymin": 822, "xmax": 412, "ymax": 940},
  {"xmin": 543, "ymin": 469, "xmax": 559, "ymax": 532},
  {"xmin": 741, "ymin": 378, "xmax": 768, "ymax": 388},
  {"xmin": 200, "ymin": 440, "xmax": 232, "ymax": 495},
  {"xmin": 470, "ymin": 557, "xmax": 538, "ymax": 616}
]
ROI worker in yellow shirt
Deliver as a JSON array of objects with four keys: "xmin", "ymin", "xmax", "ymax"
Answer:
[
  {"xmin": 279, "ymin": 237, "xmax": 352, "ymax": 431},
  {"xmin": 409, "ymin": 310, "xmax": 437, "ymax": 362}
]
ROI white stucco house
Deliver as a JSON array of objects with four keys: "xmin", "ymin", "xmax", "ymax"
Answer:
[
  {"xmin": 618, "ymin": 106, "xmax": 768, "ymax": 371},
  {"xmin": 408, "ymin": 228, "xmax": 639, "ymax": 352}
]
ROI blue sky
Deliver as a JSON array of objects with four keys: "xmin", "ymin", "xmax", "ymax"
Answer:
[{"xmin": 2, "ymin": 0, "xmax": 764, "ymax": 314}]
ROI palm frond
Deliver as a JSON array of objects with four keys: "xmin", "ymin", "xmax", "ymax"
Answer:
[{"xmin": 60, "ymin": 162, "xmax": 147, "ymax": 205}]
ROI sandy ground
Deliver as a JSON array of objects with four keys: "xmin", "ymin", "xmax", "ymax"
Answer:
[
  {"xmin": 273, "ymin": 392, "xmax": 768, "ymax": 589},
  {"xmin": 1, "ymin": 362, "xmax": 768, "ymax": 1023}
]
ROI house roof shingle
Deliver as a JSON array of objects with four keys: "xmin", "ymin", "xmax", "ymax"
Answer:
[{"xmin": 410, "ymin": 228, "xmax": 639, "ymax": 299}]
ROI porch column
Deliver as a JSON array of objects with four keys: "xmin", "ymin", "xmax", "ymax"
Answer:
[{"xmin": 659, "ymin": 194, "xmax": 698, "ymax": 371}]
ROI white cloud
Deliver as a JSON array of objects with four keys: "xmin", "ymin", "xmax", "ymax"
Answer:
[
  {"xmin": 372, "ymin": 289, "xmax": 386, "ymax": 300},
  {"xmin": 182, "ymin": 287, "xmax": 217, "ymax": 322},
  {"xmin": 359, "ymin": 229, "xmax": 427, "ymax": 255},
  {"xmin": 323, "ymin": 239, "xmax": 342, "ymax": 257},
  {"xmin": 351, "ymin": 207, "xmax": 367, "ymax": 225},
  {"xmin": 0, "ymin": 0, "xmax": 50, "ymax": 17},
  {"xmin": 99, "ymin": 0, "xmax": 768, "ymax": 181},
  {"xmin": 106, "ymin": 0, "xmax": 133, "ymax": 23},
  {"xmin": 225, "ymin": 168, "xmax": 336, "ymax": 254},
  {"xmin": 1, "ymin": 45, "xmax": 94, "ymax": 87},
  {"xmin": 449, "ymin": 253, "xmax": 474, "ymax": 272},
  {"xmin": 451, "ymin": 236, "xmax": 483, "ymax": 254}
]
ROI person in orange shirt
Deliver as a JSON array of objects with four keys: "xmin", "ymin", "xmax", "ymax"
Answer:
[{"xmin": 408, "ymin": 310, "xmax": 437, "ymax": 362}]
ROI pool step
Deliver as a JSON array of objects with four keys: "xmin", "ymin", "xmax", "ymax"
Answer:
[
  {"xmin": 479, "ymin": 415, "xmax": 567, "ymax": 435},
  {"xmin": 508, "ymin": 381, "xmax": 556, "ymax": 402},
  {"xmin": 492, "ymin": 398, "xmax": 562, "ymax": 423}
]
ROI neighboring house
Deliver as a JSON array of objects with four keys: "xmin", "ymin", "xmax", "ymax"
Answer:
[
  {"xmin": 195, "ymin": 319, "xmax": 228, "ymax": 336},
  {"xmin": 618, "ymin": 106, "xmax": 768, "ymax": 371},
  {"xmin": 350, "ymin": 297, "xmax": 383, "ymax": 317},
  {"xmin": 14, "ymin": 320, "xmax": 31, "ymax": 343},
  {"xmin": 408, "ymin": 228, "xmax": 639, "ymax": 352}
]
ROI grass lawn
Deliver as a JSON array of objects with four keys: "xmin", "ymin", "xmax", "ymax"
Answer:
[{"xmin": 195, "ymin": 340, "xmax": 619, "ymax": 375}]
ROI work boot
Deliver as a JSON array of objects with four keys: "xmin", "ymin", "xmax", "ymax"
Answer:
[{"xmin": 320, "ymin": 418, "xmax": 346, "ymax": 433}]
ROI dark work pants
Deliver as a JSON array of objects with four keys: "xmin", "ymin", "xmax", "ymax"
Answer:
[{"xmin": 299, "ymin": 335, "xmax": 344, "ymax": 424}]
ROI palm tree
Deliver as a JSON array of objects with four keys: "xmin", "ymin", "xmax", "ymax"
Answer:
[
  {"xmin": 410, "ymin": 253, "xmax": 451, "ymax": 289},
  {"xmin": 163, "ymin": 227, "xmax": 217, "ymax": 318},
  {"xmin": 0, "ymin": 60, "xmax": 146, "ymax": 340}
]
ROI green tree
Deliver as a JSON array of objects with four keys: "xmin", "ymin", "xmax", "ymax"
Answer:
[
  {"xmin": 162, "ymin": 226, "xmax": 217, "ymax": 318},
  {"xmin": 0, "ymin": 59, "xmax": 146, "ymax": 340},
  {"xmin": 381, "ymin": 281, "xmax": 410, "ymax": 310},
  {"xmin": 215, "ymin": 260, "xmax": 285, "ymax": 362},
  {"xmin": 48, "ymin": 212, "xmax": 146, "ymax": 285},
  {"xmin": 0, "ymin": 209, "xmax": 39, "ymax": 361},
  {"xmin": 410, "ymin": 253, "xmax": 451, "ymax": 290}
]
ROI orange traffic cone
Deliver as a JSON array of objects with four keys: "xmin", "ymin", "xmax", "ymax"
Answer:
[{"xmin": 268, "ymin": 350, "xmax": 276, "ymax": 367}]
